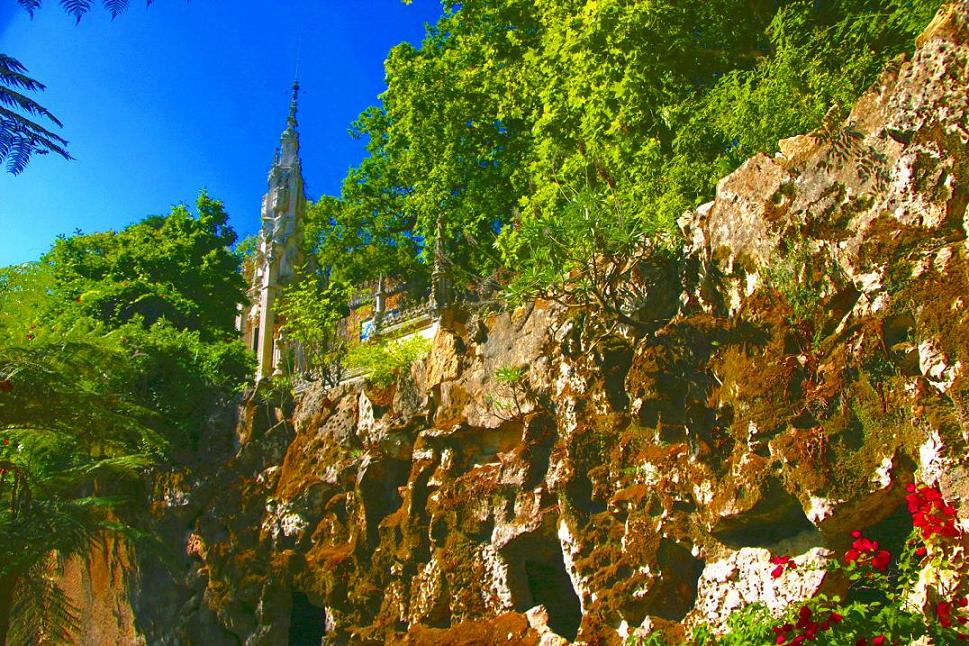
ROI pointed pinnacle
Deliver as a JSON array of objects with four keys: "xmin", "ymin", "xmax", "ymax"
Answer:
[{"xmin": 288, "ymin": 80, "xmax": 300, "ymax": 128}]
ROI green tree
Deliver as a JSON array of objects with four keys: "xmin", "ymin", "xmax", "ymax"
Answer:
[
  {"xmin": 0, "ymin": 189, "xmax": 253, "ymax": 640},
  {"xmin": 38, "ymin": 193, "xmax": 252, "ymax": 450},
  {"xmin": 320, "ymin": 0, "xmax": 938, "ymax": 324},
  {"xmin": 43, "ymin": 192, "xmax": 246, "ymax": 342},
  {"xmin": 495, "ymin": 0, "xmax": 941, "ymax": 316},
  {"xmin": 333, "ymin": 0, "xmax": 543, "ymax": 287},
  {"xmin": 276, "ymin": 274, "xmax": 352, "ymax": 385}
]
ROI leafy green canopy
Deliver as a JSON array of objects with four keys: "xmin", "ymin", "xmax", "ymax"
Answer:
[
  {"xmin": 43, "ymin": 192, "xmax": 245, "ymax": 342},
  {"xmin": 276, "ymin": 274, "xmax": 352, "ymax": 385},
  {"xmin": 0, "ymin": 192, "xmax": 252, "ymax": 639},
  {"xmin": 317, "ymin": 0, "xmax": 941, "ymax": 313}
]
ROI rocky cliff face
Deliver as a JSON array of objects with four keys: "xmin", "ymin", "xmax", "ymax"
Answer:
[{"xmin": 100, "ymin": 4, "xmax": 969, "ymax": 644}]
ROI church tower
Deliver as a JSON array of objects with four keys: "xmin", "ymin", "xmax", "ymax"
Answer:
[{"xmin": 241, "ymin": 81, "xmax": 306, "ymax": 379}]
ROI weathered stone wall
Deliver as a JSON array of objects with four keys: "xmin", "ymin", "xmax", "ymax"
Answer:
[{"xmin": 115, "ymin": 4, "xmax": 969, "ymax": 644}]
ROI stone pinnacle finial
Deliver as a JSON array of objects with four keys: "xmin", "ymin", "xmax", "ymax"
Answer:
[
  {"xmin": 431, "ymin": 213, "xmax": 452, "ymax": 310},
  {"xmin": 288, "ymin": 80, "xmax": 300, "ymax": 128}
]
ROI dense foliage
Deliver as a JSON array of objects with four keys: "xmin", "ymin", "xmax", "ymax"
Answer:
[
  {"xmin": 0, "ymin": 193, "xmax": 251, "ymax": 640},
  {"xmin": 346, "ymin": 336, "xmax": 431, "ymax": 388},
  {"xmin": 306, "ymin": 0, "xmax": 942, "ymax": 320},
  {"xmin": 276, "ymin": 275, "xmax": 352, "ymax": 385}
]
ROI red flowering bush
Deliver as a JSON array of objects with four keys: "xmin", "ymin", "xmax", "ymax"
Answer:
[
  {"xmin": 771, "ymin": 605, "xmax": 843, "ymax": 644},
  {"xmin": 723, "ymin": 480, "xmax": 969, "ymax": 646},
  {"xmin": 842, "ymin": 530, "xmax": 892, "ymax": 572},
  {"xmin": 906, "ymin": 483, "xmax": 961, "ymax": 540}
]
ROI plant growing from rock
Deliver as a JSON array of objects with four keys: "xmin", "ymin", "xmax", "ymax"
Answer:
[
  {"xmin": 346, "ymin": 336, "xmax": 430, "ymax": 388},
  {"xmin": 276, "ymin": 275, "xmax": 352, "ymax": 386},
  {"xmin": 484, "ymin": 366, "xmax": 531, "ymax": 421}
]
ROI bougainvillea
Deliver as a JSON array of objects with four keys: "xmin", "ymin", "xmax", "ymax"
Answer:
[
  {"xmin": 842, "ymin": 530, "xmax": 892, "ymax": 572},
  {"xmin": 770, "ymin": 554, "xmax": 798, "ymax": 579},
  {"xmin": 698, "ymin": 480, "xmax": 969, "ymax": 646}
]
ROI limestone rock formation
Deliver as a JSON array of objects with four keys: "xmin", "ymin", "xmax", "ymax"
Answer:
[{"xmin": 93, "ymin": 4, "xmax": 969, "ymax": 644}]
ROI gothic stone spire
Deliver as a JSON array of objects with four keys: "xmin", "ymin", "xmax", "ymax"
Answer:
[{"xmin": 242, "ymin": 81, "xmax": 307, "ymax": 380}]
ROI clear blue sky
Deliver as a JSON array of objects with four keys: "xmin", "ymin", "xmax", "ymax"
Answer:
[{"xmin": 0, "ymin": 0, "xmax": 443, "ymax": 266}]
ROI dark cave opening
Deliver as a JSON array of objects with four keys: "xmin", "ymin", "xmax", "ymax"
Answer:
[
  {"xmin": 288, "ymin": 591, "xmax": 326, "ymax": 646},
  {"xmin": 504, "ymin": 533, "xmax": 583, "ymax": 642},
  {"xmin": 360, "ymin": 457, "xmax": 411, "ymax": 550},
  {"xmin": 524, "ymin": 557, "xmax": 583, "ymax": 641},
  {"xmin": 712, "ymin": 479, "xmax": 816, "ymax": 548}
]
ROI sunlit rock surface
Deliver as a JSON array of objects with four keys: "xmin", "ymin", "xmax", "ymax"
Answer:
[{"xmin": 73, "ymin": 4, "xmax": 969, "ymax": 644}]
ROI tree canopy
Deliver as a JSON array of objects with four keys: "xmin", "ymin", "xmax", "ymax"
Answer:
[
  {"xmin": 0, "ymin": 192, "xmax": 252, "ymax": 640},
  {"xmin": 305, "ymin": 0, "xmax": 942, "ymax": 323}
]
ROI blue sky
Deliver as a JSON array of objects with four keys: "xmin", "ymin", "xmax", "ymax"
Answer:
[{"xmin": 0, "ymin": 0, "xmax": 443, "ymax": 266}]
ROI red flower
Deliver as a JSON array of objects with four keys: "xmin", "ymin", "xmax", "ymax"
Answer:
[
  {"xmin": 843, "ymin": 532, "xmax": 892, "ymax": 572},
  {"xmin": 770, "ymin": 554, "xmax": 797, "ymax": 578},
  {"xmin": 0, "ymin": 379, "xmax": 12, "ymax": 393},
  {"xmin": 772, "ymin": 606, "xmax": 846, "ymax": 644},
  {"xmin": 938, "ymin": 601, "xmax": 953, "ymax": 628},
  {"xmin": 906, "ymin": 483, "xmax": 961, "ymax": 540},
  {"xmin": 872, "ymin": 636, "xmax": 886, "ymax": 646}
]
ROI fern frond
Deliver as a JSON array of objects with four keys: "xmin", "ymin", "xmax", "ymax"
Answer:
[
  {"xmin": 103, "ymin": 0, "xmax": 128, "ymax": 18},
  {"xmin": 0, "ymin": 105, "xmax": 70, "ymax": 146},
  {"xmin": 59, "ymin": 0, "xmax": 94, "ymax": 23},
  {"xmin": 9, "ymin": 557, "xmax": 81, "ymax": 645},
  {"xmin": 6, "ymin": 136, "xmax": 32, "ymax": 174},
  {"xmin": 15, "ymin": 0, "xmax": 42, "ymax": 17},
  {"xmin": 0, "ymin": 55, "xmax": 47, "ymax": 92},
  {"xmin": 0, "ymin": 85, "xmax": 64, "ymax": 125}
]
